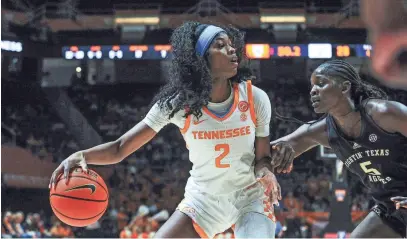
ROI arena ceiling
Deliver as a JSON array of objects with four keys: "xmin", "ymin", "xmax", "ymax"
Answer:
[{"xmin": 3, "ymin": 0, "xmax": 345, "ymax": 13}]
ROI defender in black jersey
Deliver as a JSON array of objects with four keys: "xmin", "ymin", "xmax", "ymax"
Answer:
[{"xmin": 266, "ymin": 60, "xmax": 407, "ymax": 237}]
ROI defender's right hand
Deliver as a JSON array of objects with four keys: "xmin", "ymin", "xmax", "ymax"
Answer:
[
  {"xmin": 271, "ymin": 141, "xmax": 295, "ymax": 174},
  {"xmin": 49, "ymin": 151, "xmax": 89, "ymax": 189}
]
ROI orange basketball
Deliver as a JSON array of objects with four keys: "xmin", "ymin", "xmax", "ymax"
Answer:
[{"xmin": 49, "ymin": 168, "xmax": 109, "ymax": 227}]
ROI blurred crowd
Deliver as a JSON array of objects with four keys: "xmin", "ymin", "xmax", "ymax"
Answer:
[
  {"xmin": 2, "ymin": 104, "xmax": 80, "ymax": 162},
  {"xmin": 2, "ymin": 81, "xmax": 80, "ymax": 162},
  {"xmin": 2, "ymin": 211, "xmax": 74, "ymax": 238},
  {"xmin": 3, "ymin": 74, "xmax": 406, "ymax": 238},
  {"xmin": 266, "ymin": 77, "xmax": 317, "ymax": 139}
]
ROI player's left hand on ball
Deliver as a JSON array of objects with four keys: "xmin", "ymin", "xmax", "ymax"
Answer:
[
  {"xmin": 391, "ymin": 196, "xmax": 407, "ymax": 209},
  {"xmin": 256, "ymin": 168, "xmax": 282, "ymax": 206}
]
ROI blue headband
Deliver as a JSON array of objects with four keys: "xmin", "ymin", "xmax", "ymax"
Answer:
[{"xmin": 195, "ymin": 25, "xmax": 226, "ymax": 56}]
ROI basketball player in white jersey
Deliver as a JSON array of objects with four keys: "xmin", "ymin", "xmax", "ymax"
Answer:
[{"xmin": 50, "ymin": 22, "xmax": 280, "ymax": 238}]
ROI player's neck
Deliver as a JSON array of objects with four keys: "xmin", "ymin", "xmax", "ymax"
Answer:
[
  {"xmin": 210, "ymin": 78, "xmax": 232, "ymax": 103},
  {"xmin": 330, "ymin": 99, "xmax": 359, "ymax": 126}
]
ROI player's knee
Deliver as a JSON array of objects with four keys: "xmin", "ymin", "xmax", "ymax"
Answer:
[{"xmin": 235, "ymin": 212, "xmax": 276, "ymax": 238}]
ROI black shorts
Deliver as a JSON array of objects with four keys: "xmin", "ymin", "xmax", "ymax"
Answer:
[{"xmin": 371, "ymin": 204, "xmax": 407, "ymax": 237}]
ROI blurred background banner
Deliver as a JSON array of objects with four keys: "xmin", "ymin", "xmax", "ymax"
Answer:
[
  {"xmin": 2, "ymin": 146, "xmax": 113, "ymax": 189},
  {"xmin": 2, "ymin": 146, "xmax": 56, "ymax": 189}
]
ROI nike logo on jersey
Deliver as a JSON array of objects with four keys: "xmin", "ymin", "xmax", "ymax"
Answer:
[
  {"xmin": 193, "ymin": 119, "xmax": 207, "ymax": 125},
  {"xmin": 65, "ymin": 184, "xmax": 96, "ymax": 194},
  {"xmin": 352, "ymin": 142, "xmax": 362, "ymax": 149}
]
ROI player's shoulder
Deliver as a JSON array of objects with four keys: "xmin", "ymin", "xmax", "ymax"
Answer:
[
  {"xmin": 151, "ymin": 98, "xmax": 186, "ymax": 120},
  {"xmin": 364, "ymin": 98, "xmax": 407, "ymax": 118},
  {"xmin": 247, "ymin": 82, "xmax": 269, "ymax": 99},
  {"xmin": 303, "ymin": 117, "xmax": 327, "ymax": 134},
  {"xmin": 363, "ymin": 98, "xmax": 407, "ymax": 133},
  {"xmin": 251, "ymin": 84, "xmax": 267, "ymax": 94},
  {"xmin": 235, "ymin": 80, "xmax": 269, "ymax": 102}
]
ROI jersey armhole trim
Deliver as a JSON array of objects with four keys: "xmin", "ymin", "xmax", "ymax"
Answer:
[
  {"xmin": 246, "ymin": 80, "xmax": 257, "ymax": 126},
  {"xmin": 192, "ymin": 220, "xmax": 209, "ymax": 238},
  {"xmin": 180, "ymin": 114, "xmax": 192, "ymax": 134}
]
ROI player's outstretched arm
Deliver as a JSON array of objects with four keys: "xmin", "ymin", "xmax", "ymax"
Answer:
[
  {"xmin": 49, "ymin": 102, "xmax": 171, "ymax": 188},
  {"xmin": 85, "ymin": 122, "xmax": 157, "ymax": 165},
  {"xmin": 49, "ymin": 122, "xmax": 157, "ymax": 188},
  {"xmin": 270, "ymin": 119, "xmax": 330, "ymax": 173}
]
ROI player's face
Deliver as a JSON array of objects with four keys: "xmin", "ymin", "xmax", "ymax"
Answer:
[
  {"xmin": 207, "ymin": 32, "xmax": 238, "ymax": 80},
  {"xmin": 310, "ymin": 72, "xmax": 345, "ymax": 114}
]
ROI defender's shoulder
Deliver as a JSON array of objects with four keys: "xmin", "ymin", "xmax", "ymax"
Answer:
[{"xmin": 364, "ymin": 99, "xmax": 407, "ymax": 118}]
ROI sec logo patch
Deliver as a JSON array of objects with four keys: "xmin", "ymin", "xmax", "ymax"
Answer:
[{"xmin": 238, "ymin": 101, "xmax": 249, "ymax": 112}]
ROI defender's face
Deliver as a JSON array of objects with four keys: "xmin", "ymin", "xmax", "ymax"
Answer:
[{"xmin": 309, "ymin": 73, "xmax": 344, "ymax": 114}]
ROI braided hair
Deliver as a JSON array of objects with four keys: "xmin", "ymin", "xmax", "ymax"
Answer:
[
  {"xmin": 314, "ymin": 60, "xmax": 388, "ymax": 106},
  {"xmin": 276, "ymin": 60, "xmax": 388, "ymax": 124}
]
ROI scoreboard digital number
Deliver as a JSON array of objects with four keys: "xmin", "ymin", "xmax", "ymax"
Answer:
[
  {"xmin": 276, "ymin": 45, "xmax": 303, "ymax": 57},
  {"xmin": 336, "ymin": 45, "xmax": 351, "ymax": 57},
  {"xmin": 333, "ymin": 44, "xmax": 372, "ymax": 58}
]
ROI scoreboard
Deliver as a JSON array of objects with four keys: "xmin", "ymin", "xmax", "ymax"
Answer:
[
  {"xmin": 62, "ymin": 43, "xmax": 372, "ymax": 60},
  {"xmin": 245, "ymin": 44, "xmax": 372, "ymax": 59},
  {"xmin": 64, "ymin": 45, "xmax": 172, "ymax": 60}
]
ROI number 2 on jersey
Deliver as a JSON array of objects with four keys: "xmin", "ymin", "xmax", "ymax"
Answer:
[{"xmin": 215, "ymin": 144, "xmax": 230, "ymax": 168}]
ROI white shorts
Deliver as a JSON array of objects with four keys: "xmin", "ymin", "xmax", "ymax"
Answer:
[{"xmin": 176, "ymin": 181, "xmax": 276, "ymax": 238}]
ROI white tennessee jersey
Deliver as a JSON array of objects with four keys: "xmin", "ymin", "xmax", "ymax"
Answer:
[{"xmin": 181, "ymin": 81, "xmax": 258, "ymax": 195}]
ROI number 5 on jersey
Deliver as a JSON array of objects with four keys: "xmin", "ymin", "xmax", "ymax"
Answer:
[
  {"xmin": 215, "ymin": 144, "xmax": 230, "ymax": 168},
  {"xmin": 360, "ymin": 161, "xmax": 381, "ymax": 176}
]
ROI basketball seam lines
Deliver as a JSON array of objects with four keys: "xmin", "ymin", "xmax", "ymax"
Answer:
[{"xmin": 50, "ymin": 200, "xmax": 107, "ymax": 221}]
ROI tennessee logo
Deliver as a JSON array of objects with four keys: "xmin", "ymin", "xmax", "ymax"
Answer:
[
  {"xmin": 65, "ymin": 184, "xmax": 96, "ymax": 194},
  {"xmin": 238, "ymin": 101, "xmax": 249, "ymax": 112},
  {"xmin": 179, "ymin": 206, "xmax": 196, "ymax": 219},
  {"xmin": 193, "ymin": 119, "xmax": 207, "ymax": 125},
  {"xmin": 240, "ymin": 113, "xmax": 247, "ymax": 122}
]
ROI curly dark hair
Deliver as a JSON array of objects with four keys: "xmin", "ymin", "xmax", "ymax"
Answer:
[{"xmin": 151, "ymin": 21, "xmax": 255, "ymax": 119}]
